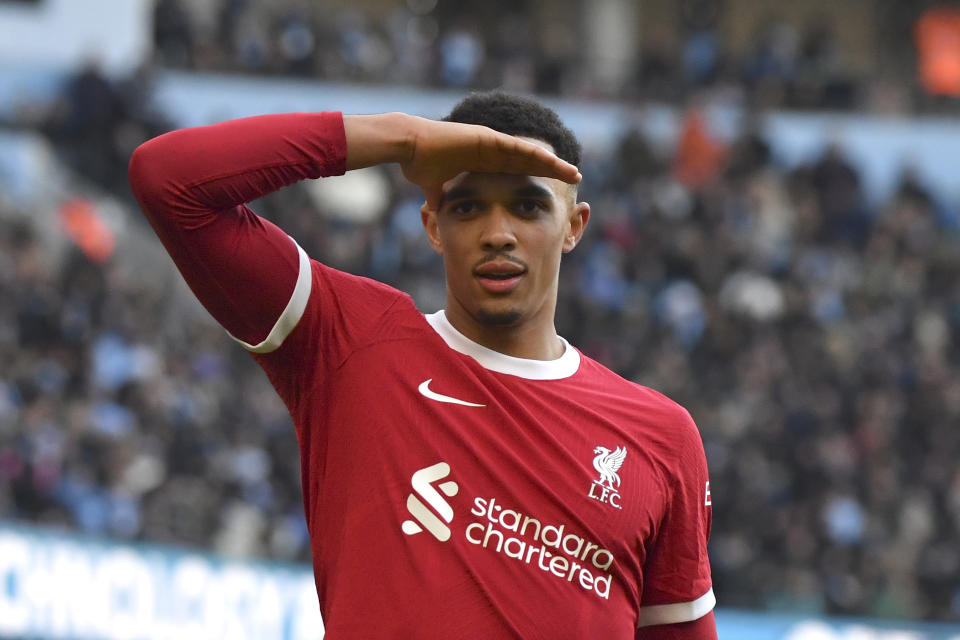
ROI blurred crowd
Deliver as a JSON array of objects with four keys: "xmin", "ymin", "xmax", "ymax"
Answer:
[
  {"xmin": 574, "ymin": 130, "xmax": 960, "ymax": 621},
  {"xmin": 2, "ymin": 11, "xmax": 960, "ymax": 626},
  {"xmin": 149, "ymin": 0, "xmax": 865, "ymax": 110}
]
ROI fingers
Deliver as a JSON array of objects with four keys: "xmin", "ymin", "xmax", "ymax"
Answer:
[
  {"xmin": 522, "ymin": 146, "xmax": 582, "ymax": 184},
  {"xmin": 488, "ymin": 133, "xmax": 581, "ymax": 184}
]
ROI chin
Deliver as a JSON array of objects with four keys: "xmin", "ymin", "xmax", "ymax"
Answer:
[{"xmin": 475, "ymin": 308, "xmax": 522, "ymax": 327}]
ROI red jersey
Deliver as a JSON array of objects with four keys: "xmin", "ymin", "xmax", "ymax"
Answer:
[{"xmin": 129, "ymin": 112, "xmax": 714, "ymax": 639}]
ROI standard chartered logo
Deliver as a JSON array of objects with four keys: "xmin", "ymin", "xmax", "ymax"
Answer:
[
  {"xmin": 401, "ymin": 462, "xmax": 459, "ymax": 542},
  {"xmin": 398, "ymin": 463, "xmax": 617, "ymax": 600}
]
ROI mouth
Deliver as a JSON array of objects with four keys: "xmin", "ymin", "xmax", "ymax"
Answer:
[{"xmin": 474, "ymin": 261, "xmax": 526, "ymax": 294}]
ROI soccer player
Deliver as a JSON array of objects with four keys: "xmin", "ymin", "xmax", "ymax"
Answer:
[{"xmin": 129, "ymin": 92, "xmax": 716, "ymax": 639}]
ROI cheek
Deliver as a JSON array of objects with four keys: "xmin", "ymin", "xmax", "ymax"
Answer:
[
  {"xmin": 438, "ymin": 234, "xmax": 471, "ymax": 275},
  {"xmin": 533, "ymin": 230, "xmax": 567, "ymax": 264},
  {"xmin": 436, "ymin": 227, "xmax": 463, "ymax": 255},
  {"xmin": 447, "ymin": 235, "xmax": 474, "ymax": 260}
]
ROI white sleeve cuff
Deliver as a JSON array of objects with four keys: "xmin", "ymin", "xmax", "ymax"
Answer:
[
  {"xmin": 637, "ymin": 587, "xmax": 715, "ymax": 628},
  {"xmin": 228, "ymin": 239, "xmax": 312, "ymax": 354}
]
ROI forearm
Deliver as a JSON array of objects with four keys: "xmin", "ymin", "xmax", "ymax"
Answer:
[
  {"xmin": 343, "ymin": 112, "xmax": 416, "ymax": 171},
  {"xmin": 129, "ymin": 111, "xmax": 347, "ymax": 217}
]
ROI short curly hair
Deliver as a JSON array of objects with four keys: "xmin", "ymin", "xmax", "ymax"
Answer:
[{"xmin": 443, "ymin": 91, "xmax": 582, "ymax": 167}]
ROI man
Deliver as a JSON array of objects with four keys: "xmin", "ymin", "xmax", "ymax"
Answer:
[{"xmin": 129, "ymin": 92, "xmax": 716, "ymax": 639}]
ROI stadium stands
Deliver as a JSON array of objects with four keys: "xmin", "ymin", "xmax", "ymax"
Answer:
[{"xmin": 1, "ymin": 0, "xmax": 959, "ymax": 629}]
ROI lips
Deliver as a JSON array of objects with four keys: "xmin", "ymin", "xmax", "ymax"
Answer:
[{"xmin": 474, "ymin": 260, "xmax": 526, "ymax": 293}]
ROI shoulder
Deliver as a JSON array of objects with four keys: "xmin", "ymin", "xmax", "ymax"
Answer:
[
  {"xmin": 576, "ymin": 351, "xmax": 696, "ymax": 426},
  {"xmin": 311, "ymin": 258, "xmax": 408, "ymax": 303},
  {"xmin": 266, "ymin": 257, "xmax": 424, "ymax": 363},
  {"xmin": 574, "ymin": 351, "xmax": 704, "ymax": 458},
  {"xmin": 308, "ymin": 258, "xmax": 423, "ymax": 323}
]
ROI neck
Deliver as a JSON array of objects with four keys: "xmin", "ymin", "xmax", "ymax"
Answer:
[{"xmin": 443, "ymin": 305, "xmax": 565, "ymax": 361}]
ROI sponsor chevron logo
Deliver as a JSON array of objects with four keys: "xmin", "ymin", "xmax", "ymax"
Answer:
[{"xmin": 401, "ymin": 462, "xmax": 459, "ymax": 542}]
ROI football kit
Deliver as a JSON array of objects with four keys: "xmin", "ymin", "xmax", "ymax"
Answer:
[{"xmin": 129, "ymin": 112, "xmax": 715, "ymax": 639}]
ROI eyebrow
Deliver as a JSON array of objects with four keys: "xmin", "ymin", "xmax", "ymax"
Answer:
[
  {"xmin": 513, "ymin": 184, "xmax": 556, "ymax": 200},
  {"xmin": 440, "ymin": 183, "xmax": 556, "ymax": 208},
  {"xmin": 441, "ymin": 186, "xmax": 479, "ymax": 206}
]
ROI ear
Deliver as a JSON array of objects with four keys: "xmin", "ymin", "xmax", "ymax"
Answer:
[
  {"xmin": 562, "ymin": 201, "xmax": 590, "ymax": 253},
  {"xmin": 421, "ymin": 204, "xmax": 444, "ymax": 254}
]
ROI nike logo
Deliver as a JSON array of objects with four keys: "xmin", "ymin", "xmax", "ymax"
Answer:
[{"xmin": 418, "ymin": 379, "xmax": 485, "ymax": 407}]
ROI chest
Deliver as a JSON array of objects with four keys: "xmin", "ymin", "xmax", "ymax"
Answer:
[{"xmin": 312, "ymin": 339, "xmax": 669, "ymax": 559}]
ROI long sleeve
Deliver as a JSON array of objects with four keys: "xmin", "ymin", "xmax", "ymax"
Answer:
[{"xmin": 128, "ymin": 112, "xmax": 347, "ymax": 347}]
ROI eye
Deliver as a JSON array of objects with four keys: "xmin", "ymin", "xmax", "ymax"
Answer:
[
  {"xmin": 450, "ymin": 201, "xmax": 480, "ymax": 216},
  {"xmin": 514, "ymin": 200, "xmax": 547, "ymax": 216}
]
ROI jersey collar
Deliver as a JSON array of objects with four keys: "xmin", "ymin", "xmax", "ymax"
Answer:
[{"xmin": 424, "ymin": 310, "xmax": 580, "ymax": 380}]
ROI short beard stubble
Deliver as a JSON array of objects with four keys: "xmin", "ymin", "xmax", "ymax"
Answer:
[{"xmin": 475, "ymin": 308, "xmax": 522, "ymax": 327}]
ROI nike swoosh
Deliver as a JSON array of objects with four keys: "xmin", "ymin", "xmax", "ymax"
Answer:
[{"xmin": 418, "ymin": 379, "xmax": 485, "ymax": 407}]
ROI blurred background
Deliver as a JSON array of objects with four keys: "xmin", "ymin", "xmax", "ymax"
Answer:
[{"xmin": 1, "ymin": 0, "xmax": 960, "ymax": 638}]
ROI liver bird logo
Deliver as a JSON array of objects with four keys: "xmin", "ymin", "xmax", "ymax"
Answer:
[{"xmin": 593, "ymin": 446, "xmax": 627, "ymax": 490}]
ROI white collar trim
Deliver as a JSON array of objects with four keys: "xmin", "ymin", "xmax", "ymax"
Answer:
[{"xmin": 424, "ymin": 310, "xmax": 580, "ymax": 380}]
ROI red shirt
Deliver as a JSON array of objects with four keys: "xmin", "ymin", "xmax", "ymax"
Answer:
[{"xmin": 129, "ymin": 112, "xmax": 715, "ymax": 639}]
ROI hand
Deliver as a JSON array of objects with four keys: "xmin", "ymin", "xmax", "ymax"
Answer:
[
  {"xmin": 343, "ymin": 113, "xmax": 581, "ymax": 210},
  {"xmin": 400, "ymin": 116, "xmax": 581, "ymax": 209}
]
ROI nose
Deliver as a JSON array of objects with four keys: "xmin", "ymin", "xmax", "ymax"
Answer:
[{"xmin": 480, "ymin": 206, "xmax": 517, "ymax": 252}]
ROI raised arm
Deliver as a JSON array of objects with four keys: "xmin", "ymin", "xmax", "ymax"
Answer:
[
  {"xmin": 128, "ymin": 112, "xmax": 348, "ymax": 349},
  {"xmin": 129, "ymin": 111, "xmax": 580, "ymax": 349}
]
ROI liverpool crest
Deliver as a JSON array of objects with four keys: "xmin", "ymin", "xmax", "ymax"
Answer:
[{"xmin": 588, "ymin": 446, "xmax": 627, "ymax": 509}]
